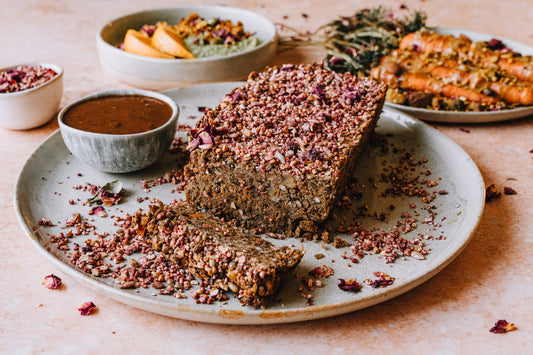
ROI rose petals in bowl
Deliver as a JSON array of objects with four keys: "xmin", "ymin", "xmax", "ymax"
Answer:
[{"xmin": 0, "ymin": 63, "xmax": 63, "ymax": 130}]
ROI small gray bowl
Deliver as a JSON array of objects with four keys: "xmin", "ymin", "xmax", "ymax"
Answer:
[{"xmin": 58, "ymin": 89, "xmax": 178, "ymax": 173}]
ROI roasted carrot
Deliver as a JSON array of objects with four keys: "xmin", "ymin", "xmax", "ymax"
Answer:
[
  {"xmin": 400, "ymin": 31, "xmax": 533, "ymax": 83},
  {"xmin": 370, "ymin": 66, "xmax": 499, "ymax": 105},
  {"xmin": 380, "ymin": 51, "xmax": 489, "ymax": 88},
  {"xmin": 497, "ymin": 56, "xmax": 533, "ymax": 83},
  {"xmin": 431, "ymin": 65, "xmax": 533, "ymax": 105},
  {"xmin": 400, "ymin": 32, "xmax": 472, "ymax": 57},
  {"xmin": 379, "ymin": 49, "xmax": 533, "ymax": 105},
  {"xmin": 489, "ymin": 81, "xmax": 533, "ymax": 105}
]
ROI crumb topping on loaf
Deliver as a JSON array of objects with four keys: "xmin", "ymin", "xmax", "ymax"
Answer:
[{"xmin": 189, "ymin": 63, "xmax": 387, "ymax": 176}]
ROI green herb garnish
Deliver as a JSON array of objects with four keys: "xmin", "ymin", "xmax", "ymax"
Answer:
[{"xmin": 278, "ymin": 6, "xmax": 426, "ymax": 76}]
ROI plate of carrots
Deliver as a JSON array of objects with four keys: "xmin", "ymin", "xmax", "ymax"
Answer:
[
  {"xmin": 279, "ymin": 6, "xmax": 533, "ymax": 123},
  {"xmin": 372, "ymin": 27, "xmax": 533, "ymax": 123}
]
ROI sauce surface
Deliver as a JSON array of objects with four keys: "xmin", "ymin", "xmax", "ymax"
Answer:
[{"xmin": 63, "ymin": 95, "xmax": 173, "ymax": 134}]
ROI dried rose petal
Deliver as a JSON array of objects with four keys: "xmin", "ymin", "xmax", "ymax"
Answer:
[
  {"xmin": 338, "ymin": 278, "xmax": 361, "ymax": 292},
  {"xmin": 486, "ymin": 39, "xmax": 510, "ymax": 52},
  {"xmin": 311, "ymin": 85, "xmax": 326, "ymax": 98},
  {"xmin": 369, "ymin": 278, "xmax": 394, "ymax": 288},
  {"xmin": 366, "ymin": 272, "xmax": 395, "ymax": 288},
  {"xmin": 99, "ymin": 189, "xmax": 123, "ymax": 206},
  {"xmin": 310, "ymin": 265, "xmax": 334, "ymax": 278},
  {"xmin": 43, "ymin": 274, "xmax": 62, "ymax": 289},
  {"xmin": 88, "ymin": 205, "xmax": 107, "ymax": 217},
  {"xmin": 343, "ymin": 88, "xmax": 359, "ymax": 100},
  {"xmin": 229, "ymin": 90, "xmax": 242, "ymax": 102},
  {"xmin": 187, "ymin": 136, "xmax": 201, "ymax": 151},
  {"xmin": 78, "ymin": 301, "xmax": 97, "ymax": 316},
  {"xmin": 503, "ymin": 187, "xmax": 517, "ymax": 195},
  {"xmin": 486, "ymin": 184, "xmax": 501, "ymax": 202},
  {"xmin": 280, "ymin": 64, "xmax": 295, "ymax": 71},
  {"xmin": 490, "ymin": 319, "xmax": 516, "ymax": 333},
  {"xmin": 329, "ymin": 57, "xmax": 343, "ymax": 65},
  {"xmin": 88, "ymin": 180, "xmax": 124, "ymax": 206},
  {"xmin": 187, "ymin": 122, "xmax": 226, "ymax": 152},
  {"xmin": 198, "ymin": 131, "xmax": 214, "ymax": 149}
]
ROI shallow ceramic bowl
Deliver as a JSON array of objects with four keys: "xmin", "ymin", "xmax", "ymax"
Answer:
[
  {"xmin": 96, "ymin": 5, "xmax": 277, "ymax": 90},
  {"xmin": 58, "ymin": 89, "xmax": 179, "ymax": 173},
  {"xmin": 0, "ymin": 63, "xmax": 63, "ymax": 130}
]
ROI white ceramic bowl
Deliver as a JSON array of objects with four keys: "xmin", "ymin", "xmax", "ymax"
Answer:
[
  {"xmin": 58, "ymin": 89, "xmax": 179, "ymax": 173},
  {"xmin": 96, "ymin": 5, "xmax": 278, "ymax": 90},
  {"xmin": 0, "ymin": 63, "xmax": 63, "ymax": 130}
]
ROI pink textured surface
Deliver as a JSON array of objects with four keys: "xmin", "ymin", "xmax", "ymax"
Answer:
[{"xmin": 1, "ymin": 0, "xmax": 532, "ymax": 353}]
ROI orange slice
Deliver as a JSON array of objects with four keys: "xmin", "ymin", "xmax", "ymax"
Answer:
[
  {"xmin": 151, "ymin": 25, "xmax": 195, "ymax": 59},
  {"xmin": 123, "ymin": 29, "xmax": 174, "ymax": 59}
]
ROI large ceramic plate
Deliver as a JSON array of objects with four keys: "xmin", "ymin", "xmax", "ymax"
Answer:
[
  {"xmin": 386, "ymin": 27, "xmax": 533, "ymax": 123},
  {"xmin": 15, "ymin": 82, "xmax": 485, "ymax": 324}
]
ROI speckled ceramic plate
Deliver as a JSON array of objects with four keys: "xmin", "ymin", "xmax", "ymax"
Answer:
[
  {"xmin": 385, "ymin": 27, "xmax": 533, "ymax": 123},
  {"xmin": 15, "ymin": 82, "xmax": 485, "ymax": 324}
]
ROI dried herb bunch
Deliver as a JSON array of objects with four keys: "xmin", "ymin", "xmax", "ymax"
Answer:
[{"xmin": 279, "ymin": 6, "xmax": 427, "ymax": 76}]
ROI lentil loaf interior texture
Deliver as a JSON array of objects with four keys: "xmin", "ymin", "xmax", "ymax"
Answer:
[
  {"xmin": 132, "ymin": 201, "xmax": 304, "ymax": 307},
  {"xmin": 185, "ymin": 62, "xmax": 387, "ymax": 235}
]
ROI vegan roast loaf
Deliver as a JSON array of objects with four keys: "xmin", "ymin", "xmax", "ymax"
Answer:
[
  {"xmin": 185, "ymin": 63, "xmax": 387, "ymax": 235},
  {"xmin": 132, "ymin": 201, "xmax": 304, "ymax": 306}
]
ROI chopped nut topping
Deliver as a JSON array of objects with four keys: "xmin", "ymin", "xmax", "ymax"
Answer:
[{"xmin": 191, "ymin": 62, "xmax": 386, "ymax": 176}]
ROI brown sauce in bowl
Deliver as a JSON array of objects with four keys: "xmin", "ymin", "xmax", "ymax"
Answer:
[{"xmin": 62, "ymin": 95, "xmax": 173, "ymax": 134}]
